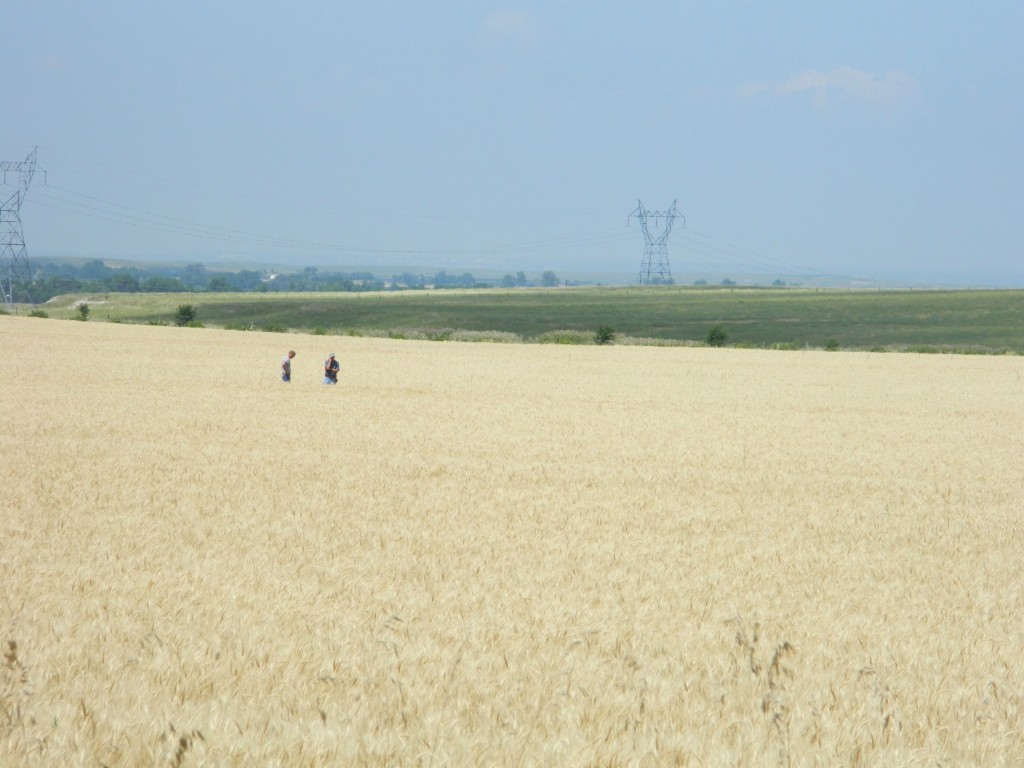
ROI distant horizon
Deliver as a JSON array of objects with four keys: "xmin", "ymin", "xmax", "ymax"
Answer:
[{"xmin": 28, "ymin": 249, "xmax": 1023, "ymax": 289}]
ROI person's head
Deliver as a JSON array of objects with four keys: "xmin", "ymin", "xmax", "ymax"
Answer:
[
  {"xmin": 328, "ymin": 353, "xmax": 335, "ymax": 359},
  {"xmin": 288, "ymin": 350, "xmax": 296, "ymax": 359}
]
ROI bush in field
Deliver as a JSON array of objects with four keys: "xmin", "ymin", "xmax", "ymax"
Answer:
[
  {"xmin": 28, "ymin": 309, "xmax": 48, "ymax": 318},
  {"xmin": 595, "ymin": 324, "xmax": 616, "ymax": 345},
  {"xmin": 826, "ymin": 338, "xmax": 840, "ymax": 351},
  {"xmin": 76, "ymin": 303, "xmax": 90, "ymax": 321},
  {"xmin": 174, "ymin": 304, "xmax": 196, "ymax": 327},
  {"xmin": 706, "ymin": 324, "xmax": 728, "ymax": 347}
]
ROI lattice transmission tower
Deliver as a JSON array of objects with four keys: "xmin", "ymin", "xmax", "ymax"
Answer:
[
  {"xmin": 1, "ymin": 147, "xmax": 41, "ymax": 308},
  {"xmin": 629, "ymin": 199, "xmax": 683, "ymax": 285}
]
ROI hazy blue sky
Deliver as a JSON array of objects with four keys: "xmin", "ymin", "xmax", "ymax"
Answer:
[{"xmin": 3, "ymin": 2, "xmax": 1022, "ymax": 284}]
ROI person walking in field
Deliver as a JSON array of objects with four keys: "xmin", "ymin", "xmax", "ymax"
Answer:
[
  {"xmin": 323, "ymin": 352, "xmax": 340, "ymax": 385},
  {"xmin": 281, "ymin": 350, "xmax": 296, "ymax": 382}
]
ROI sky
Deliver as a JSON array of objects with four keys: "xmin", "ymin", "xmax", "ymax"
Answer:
[{"xmin": 3, "ymin": 2, "xmax": 1022, "ymax": 285}]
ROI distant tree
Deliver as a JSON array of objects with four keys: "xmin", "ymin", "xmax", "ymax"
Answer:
[
  {"xmin": 109, "ymin": 272, "xmax": 141, "ymax": 292},
  {"xmin": 501, "ymin": 274, "xmax": 517, "ymax": 288},
  {"xmin": 595, "ymin": 324, "xmax": 616, "ymax": 345},
  {"xmin": 694, "ymin": 279, "xmax": 707, "ymax": 286},
  {"xmin": 181, "ymin": 263, "xmax": 208, "ymax": 289},
  {"xmin": 721, "ymin": 278, "xmax": 736, "ymax": 286},
  {"xmin": 772, "ymin": 279, "xmax": 786, "ymax": 286},
  {"xmin": 79, "ymin": 260, "xmax": 111, "ymax": 279},
  {"xmin": 515, "ymin": 271, "xmax": 528, "ymax": 287},
  {"xmin": 207, "ymin": 275, "xmax": 230, "ymax": 292},
  {"xmin": 231, "ymin": 270, "xmax": 265, "ymax": 291},
  {"xmin": 174, "ymin": 304, "xmax": 196, "ymax": 327},
  {"xmin": 142, "ymin": 276, "xmax": 185, "ymax": 292},
  {"xmin": 706, "ymin": 324, "xmax": 728, "ymax": 347},
  {"xmin": 541, "ymin": 270, "xmax": 559, "ymax": 287},
  {"xmin": 76, "ymin": 302, "xmax": 90, "ymax": 321}
]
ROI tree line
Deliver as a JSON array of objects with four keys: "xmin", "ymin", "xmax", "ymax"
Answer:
[{"xmin": 14, "ymin": 260, "xmax": 561, "ymax": 302}]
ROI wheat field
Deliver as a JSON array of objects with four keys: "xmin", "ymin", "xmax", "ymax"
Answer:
[{"xmin": 2, "ymin": 315, "xmax": 1022, "ymax": 766}]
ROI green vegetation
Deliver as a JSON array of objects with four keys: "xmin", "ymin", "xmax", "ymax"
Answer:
[
  {"xmin": 76, "ymin": 303, "xmax": 90, "ymax": 321},
  {"xmin": 25, "ymin": 286, "xmax": 1024, "ymax": 353},
  {"xmin": 706, "ymin": 324, "xmax": 729, "ymax": 347},
  {"xmin": 173, "ymin": 304, "xmax": 196, "ymax": 327},
  {"xmin": 12, "ymin": 258, "xmax": 570, "ymax": 302},
  {"xmin": 595, "ymin": 324, "xmax": 616, "ymax": 345}
]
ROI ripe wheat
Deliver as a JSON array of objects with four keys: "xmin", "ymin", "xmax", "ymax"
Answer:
[{"xmin": 2, "ymin": 316, "xmax": 1022, "ymax": 766}]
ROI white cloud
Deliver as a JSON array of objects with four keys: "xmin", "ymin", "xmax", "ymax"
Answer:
[{"xmin": 740, "ymin": 66, "xmax": 918, "ymax": 105}]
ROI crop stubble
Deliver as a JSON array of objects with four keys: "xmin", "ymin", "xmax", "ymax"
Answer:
[{"xmin": 2, "ymin": 316, "xmax": 1023, "ymax": 766}]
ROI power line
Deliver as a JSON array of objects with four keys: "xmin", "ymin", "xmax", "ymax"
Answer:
[{"xmin": 32, "ymin": 183, "xmax": 635, "ymax": 258}]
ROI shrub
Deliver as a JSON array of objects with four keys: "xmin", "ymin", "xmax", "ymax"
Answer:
[
  {"xmin": 311, "ymin": 326, "xmax": 328, "ymax": 336},
  {"xmin": 28, "ymin": 309, "xmax": 48, "ymax": 318},
  {"xmin": 825, "ymin": 338, "xmax": 840, "ymax": 351},
  {"xmin": 76, "ymin": 303, "xmax": 90, "ymax": 321},
  {"xmin": 706, "ymin": 324, "xmax": 728, "ymax": 347},
  {"xmin": 173, "ymin": 304, "xmax": 196, "ymax": 327},
  {"xmin": 258, "ymin": 323, "xmax": 288, "ymax": 333},
  {"xmin": 595, "ymin": 324, "xmax": 616, "ymax": 345}
]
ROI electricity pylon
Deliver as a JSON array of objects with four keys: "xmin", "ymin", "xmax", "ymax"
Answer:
[
  {"xmin": 630, "ymin": 199, "xmax": 683, "ymax": 285},
  {"xmin": 1, "ymin": 147, "xmax": 40, "ymax": 308}
]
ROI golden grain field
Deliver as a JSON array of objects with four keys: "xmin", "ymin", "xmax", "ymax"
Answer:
[{"xmin": 2, "ymin": 315, "xmax": 1023, "ymax": 766}]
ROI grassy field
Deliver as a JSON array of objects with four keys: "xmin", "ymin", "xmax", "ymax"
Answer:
[
  {"xmin": 2, "ymin": 315, "xmax": 1023, "ymax": 765},
  {"xmin": 25, "ymin": 286, "xmax": 1024, "ymax": 352}
]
